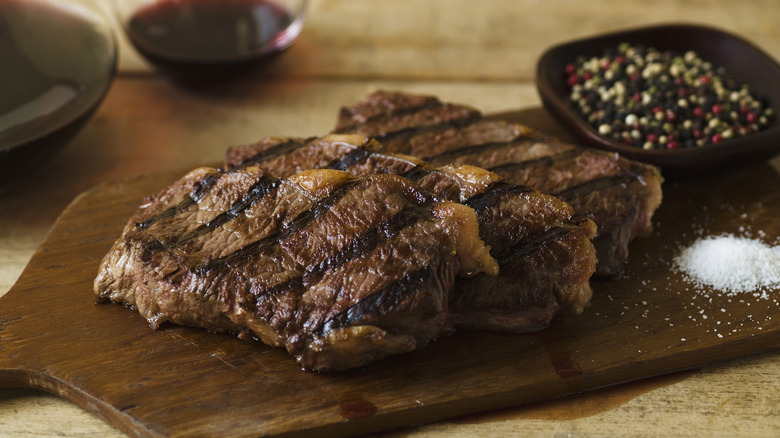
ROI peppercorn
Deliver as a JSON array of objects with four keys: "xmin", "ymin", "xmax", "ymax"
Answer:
[{"xmin": 565, "ymin": 43, "xmax": 775, "ymax": 150}]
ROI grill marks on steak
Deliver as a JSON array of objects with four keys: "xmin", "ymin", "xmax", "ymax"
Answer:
[
  {"xmin": 94, "ymin": 166, "xmax": 497, "ymax": 371},
  {"xmin": 334, "ymin": 92, "xmax": 482, "ymax": 138},
  {"xmin": 333, "ymin": 90, "xmax": 664, "ymax": 275},
  {"xmin": 226, "ymin": 134, "xmax": 598, "ymax": 332}
]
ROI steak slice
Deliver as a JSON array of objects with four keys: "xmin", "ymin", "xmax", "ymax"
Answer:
[
  {"xmin": 226, "ymin": 134, "xmax": 598, "ymax": 332},
  {"xmin": 94, "ymin": 166, "xmax": 496, "ymax": 371},
  {"xmin": 333, "ymin": 90, "xmax": 664, "ymax": 276}
]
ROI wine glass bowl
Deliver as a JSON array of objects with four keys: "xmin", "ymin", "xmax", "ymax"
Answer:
[
  {"xmin": 0, "ymin": 0, "xmax": 117, "ymax": 191},
  {"xmin": 112, "ymin": 0, "xmax": 309, "ymax": 80}
]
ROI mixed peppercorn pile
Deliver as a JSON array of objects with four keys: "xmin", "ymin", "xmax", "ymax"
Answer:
[{"xmin": 565, "ymin": 43, "xmax": 775, "ymax": 150}]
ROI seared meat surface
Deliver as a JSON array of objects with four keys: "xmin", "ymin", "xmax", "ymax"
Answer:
[
  {"xmin": 333, "ymin": 90, "xmax": 664, "ymax": 276},
  {"xmin": 94, "ymin": 167, "xmax": 496, "ymax": 371},
  {"xmin": 226, "ymin": 134, "xmax": 597, "ymax": 332}
]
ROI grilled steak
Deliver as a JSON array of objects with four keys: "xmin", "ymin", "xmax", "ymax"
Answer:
[
  {"xmin": 226, "ymin": 134, "xmax": 598, "ymax": 332},
  {"xmin": 94, "ymin": 166, "xmax": 497, "ymax": 371},
  {"xmin": 333, "ymin": 90, "xmax": 664, "ymax": 275}
]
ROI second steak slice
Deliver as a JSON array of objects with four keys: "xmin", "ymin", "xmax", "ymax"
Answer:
[
  {"xmin": 333, "ymin": 90, "xmax": 664, "ymax": 276},
  {"xmin": 226, "ymin": 134, "xmax": 598, "ymax": 333}
]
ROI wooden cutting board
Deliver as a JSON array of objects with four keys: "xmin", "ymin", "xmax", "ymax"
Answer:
[{"xmin": 2, "ymin": 118, "xmax": 780, "ymax": 437}]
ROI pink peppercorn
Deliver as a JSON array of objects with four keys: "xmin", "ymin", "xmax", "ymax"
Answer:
[{"xmin": 712, "ymin": 133, "xmax": 723, "ymax": 143}]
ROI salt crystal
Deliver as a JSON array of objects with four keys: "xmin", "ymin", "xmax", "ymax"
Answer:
[{"xmin": 674, "ymin": 234, "xmax": 780, "ymax": 294}]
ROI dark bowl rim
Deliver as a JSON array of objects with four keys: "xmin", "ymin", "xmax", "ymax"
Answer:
[{"xmin": 535, "ymin": 22, "xmax": 780, "ymax": 173}]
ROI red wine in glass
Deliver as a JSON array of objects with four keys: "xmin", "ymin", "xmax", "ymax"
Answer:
[{"xmin": 123, "ymin": 0, "xmax": 305, "ymax": 80}]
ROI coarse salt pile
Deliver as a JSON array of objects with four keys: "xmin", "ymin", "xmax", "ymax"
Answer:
[{"xmin": 674, "ymin": 234, "xmax": 780, "ymax": 294}]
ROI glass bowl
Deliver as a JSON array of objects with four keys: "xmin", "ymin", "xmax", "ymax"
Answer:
[{"xmin": 0, "ymin": 0, "xmax": 116, "ymax": 191}]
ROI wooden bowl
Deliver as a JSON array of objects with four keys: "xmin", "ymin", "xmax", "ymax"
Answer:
[{"xmin": 535, "ymin": 23, "xmax": 780, "ymax": 178}]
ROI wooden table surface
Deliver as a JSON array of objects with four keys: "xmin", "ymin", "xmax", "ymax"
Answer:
[{"xmin": 2, "ymin": 0, "xmax": 780, "ymax": 436}]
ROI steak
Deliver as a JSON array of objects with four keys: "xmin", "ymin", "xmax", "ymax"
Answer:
[
  {"xmin": 94, "ymin": 166, "xmax": 497, "ymax": 371},
  {"xmin": 226, "ymin": 134, "xmax": 598, "ymax": 332},
  {"xmin": 333, "ymin": 90, "xmax": 664, "ymax": 276}
]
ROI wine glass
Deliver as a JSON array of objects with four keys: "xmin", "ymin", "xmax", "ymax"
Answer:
[
  {"xmin": 0, "ymin": 0, "xmax": 116, "ymax": 190},
  {"xmin": 112, "ymin": 0, "xmax": 309, "ymax": 81}
]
